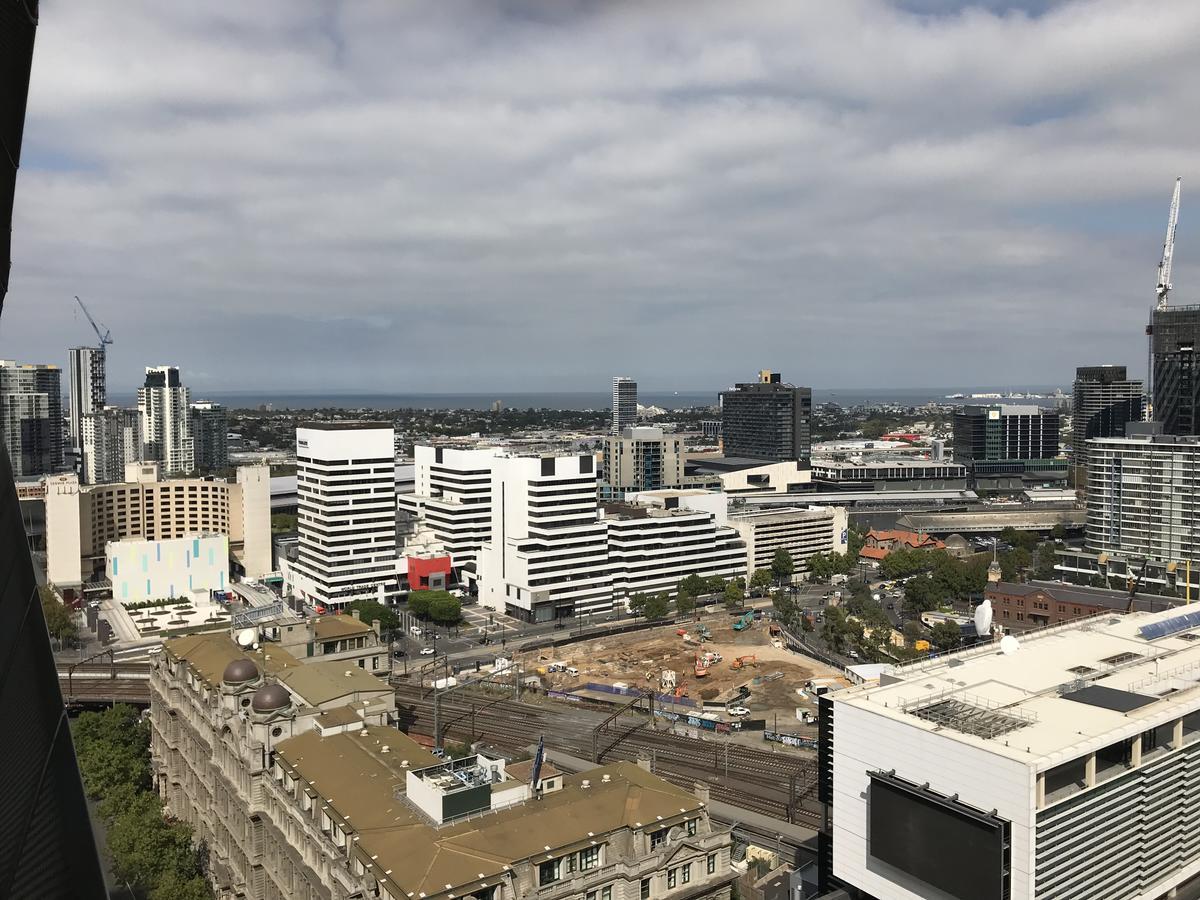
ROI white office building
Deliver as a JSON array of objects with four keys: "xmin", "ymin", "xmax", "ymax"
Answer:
[
  {"xmin": 68, "ymin": 345, "xmax": 106, "ymax": 452},
  {"xmin": 138, "ymin": 366, "xmax": 194, "ymax": 476},
  {"xmin": 80, "ymin": 405, "xmax": 142, "ymax": 485},
  {"xmin": 727, "ymin": 505, "xmax": 848, "ymax": 578},
  {"xmin": 603, "ymin": 501, "xmax": 746, "ymax": 601},
  {"xmin": 612, "ymin": 376, "xmax": 638, "ymax": 434},
  {"xmin": 397, "ymin": 445, "xmax": 503, "ymax": 571},
  {"xmin": 820, "ymin": 603, "xmax": 1200, "ymax": 900},
  {"xmin": 290, "ymin": 423, "xmax": 399, "ymax": 609},
  {"xmin": 1086, "ymin": 432, "xmax": 1200, "ymax": 566},
  {"xmin": 477, "ymin": 453, "xmax": 612, "ymax": 621}
]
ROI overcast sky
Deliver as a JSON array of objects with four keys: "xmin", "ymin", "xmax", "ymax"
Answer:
[{"xmin": 5, "ymin": 0, "xmax": 1200, "ymax": 393}]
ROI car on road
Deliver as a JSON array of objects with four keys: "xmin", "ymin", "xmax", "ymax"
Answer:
[
  {"xmin": 420, "ymin": 647, "xmax": 436, "ymax": 656},
  {"xmin": 410, "ymin": 625, "xmax": 422, "ymax": 635},
  {"xmin": 727, "ymin": 706, "xmax": 750, "ymax": 717}
]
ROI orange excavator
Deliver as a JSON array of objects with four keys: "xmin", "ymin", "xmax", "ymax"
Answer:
[
  {"xmin": 730, "ymin": 655, "xmax": 757, "ymax": 670},
  {"xmin": 694, "ymin": 654, "xmax": 709, "ymax": 677}
]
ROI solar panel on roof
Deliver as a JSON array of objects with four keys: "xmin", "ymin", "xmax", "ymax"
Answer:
[{"xmin": 1139, "ymin": 611, "xmax": 1200, "ymax": 640}]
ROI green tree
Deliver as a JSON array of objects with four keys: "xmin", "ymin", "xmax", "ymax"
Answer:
[
  {"xmin": 106, "ymin": 794, "xmax": 199, "ymax": 890},
  {"xmin": 344, "ymin": 599, "xmax": 400, "ymax": 633},
  {"xmin": 74, "ymin": 705, "xmax": 151, "ymax": 799},
  {"xmin": 902, "ymin": 620, "xmax": 923, "ymax": 647},
  {"xmin": 806, "ymin": 553, "xmax": 834, "ymax": 581},
  {"xmin": 428, "ymin": 594, "xmax": 462, "ymax": 625},
  {"xmin": 999, "ymin": 547, "xmax": 1032, "ymax": 582},
  {"xmin": 675, "ymin": 592, "xmax": 696, "ymax": 617},
  {"xmin": 1036, "ymin": 543, "xmax": 1058, "ymax": 580},
  {"xmin": 151, "ymin": 870, "xmax": 215, "ymax": 900},
  {"xmin": 749, "ymin": 568, "xmax": 774, "ymax": 595},
  {"xmin": 930, "ymin": 620, "xmax": 963, "ymax": 652},
  {"xmin": 846, "ymin": 527, "xmax": 866, "ymax": 559},
  {"xmin": 270, "ymin": 512, "xmax": 298, "ymax": 533},
  {"xmin": 771, "ymin": 549, "xmax": 795, "ymax": 585},
  {"xmin": 407, "ymin": 592, "xmax": 433, "ymax": 619},
  {"xmin": 39, "ymin": 585, "xmax": 78, "ymax": 645},
  {"xmin": 678, "ymin": 574, "xmax": 706, "ymax": 598},
  {"xmin": 1051, "ymin": 523, "xmax": 1067, "ymax": 541},
  {"xmin": 643, "ymin": 593, "xmax": 671, "ymax": 619},
  {"xmin": 723, "ymin": 579, "xmax": 744, "ymax": 609},
  {"xmin": 903, "ymin": 576, "xmax": 944, "ymax": 615},
  {"xmin": 627, "ymin": 593, "xmax": 648, "ymax": 617},
  {"xmin": 999, "ymin": 527, "xmax": 1038, "ymax": 553},
  {"xmin": 822, "ymin": 607, "xmax": 849, "ymax": 653},
  {"xmin": 704, "ymin": 574, "xmax": 726, "ymax": 595}
]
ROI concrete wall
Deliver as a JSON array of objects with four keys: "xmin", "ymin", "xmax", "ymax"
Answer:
[
  {"xmin": 108, "ymin": 534, "xmax": 229, "ymax": 603},
  {"xmin": 236, "ymin": 464, "xmax": 271, "ymax": 577},
  {"xmin": 45, "ymin": 474, "xmax": 83, "ymax": 586}
]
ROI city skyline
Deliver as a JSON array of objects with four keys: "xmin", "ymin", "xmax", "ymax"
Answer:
[{"xmin": 3, "ymin": 1, "xmax": 1200, "ymax": 391}]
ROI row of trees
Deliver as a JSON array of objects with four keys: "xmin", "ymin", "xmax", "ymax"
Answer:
[
  {"xmin": 405, "ymin": 590, "xmax": 462, "ymax": 624},
  {"xmin": 75, "ymin": 705, "xmax": 211, "ymax": 900},
  {"xmin": 40, "ymin": 585, "xmax": 78, "ymax": 645}
]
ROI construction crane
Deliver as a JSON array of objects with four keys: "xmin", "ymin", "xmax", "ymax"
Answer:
[
  {"xmin": 74, "ymin": 295, "xmax": 113, "ymax": 349},
  {"xmin": 1146, "ymin": 177, "xmax": 1182, "ymax": 416},
  {"xmin": 1156, "ymin": 177, "xmax": 1182, "ymax": 310},
  {"xmin": 1126, "ymin": 557, "xmax": 1148, "ymax": 614}
]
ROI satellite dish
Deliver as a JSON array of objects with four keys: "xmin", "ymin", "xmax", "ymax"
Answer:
[
  {"xmin": 1000, "ymin": 635, "xmax": 1020, "ymax": 655},
  {"xmin": 974, "ymin": 599, "xmax": 993, "ymax": 636},
  {"xmin": 236, "ymin": 628, "xmax": 257, "ymax": 648}
]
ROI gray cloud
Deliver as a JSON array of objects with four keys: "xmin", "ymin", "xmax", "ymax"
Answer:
[{"xmin": 4, "ymin": 0, "xmax": 1200, "ymax": 393}]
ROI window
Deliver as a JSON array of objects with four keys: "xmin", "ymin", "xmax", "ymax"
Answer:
[
  {"xmin": 538, "ymin": 860, "xmax": 560, "ymax": 886},
  {"xmin": 707, "ymin": 853, "xmax": 716, "ymax": 875},
  {"xmin": 587, "ymin": 892, "xmax": 597, "ymax": 900},
  {"xmin": 579, "ymin": 846, "xmax": 600, "ymax": 870},
  {"xmin": 650, "ymin": 828, "xmax": 667, "ymax": 850},
  {"xmin": 686, "ymin": 818, "xmax": 697, "ymax": 837},
  {"xmin": 682, "ymin": 863, "xmax": 691, "ymax": 884},
  {"xmin": 640, "ymin": 878, "xmax": 651, "ymax": 900},
  {"xmin": 602, "ymin": 888, "xmax": 611, "ymax": 900},
  {"xmin": 667, "ymin": 868, "xmax": 677, "ymax": 889}
]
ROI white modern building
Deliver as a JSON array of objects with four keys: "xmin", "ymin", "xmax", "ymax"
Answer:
[
  {"xmin": 612, "ymin": 376, "xmax": 638, "ymax": 434},
  {"xmin": 477, "ymin": 453, "xmax": 612, "ymax": 621},
  {"xmin": 290, "ymin": 423, "xmax": 399, "ymax": 609},
  {"xmin": 45, "ymin": 462, "xmax": 271, "ymax": 588},
  {"xmin": 1086, "ymin": 432, "xmax": 1200, "ymax": 567},
  {"xmin": 397, "ymin": 445, "xmax": 503, "ymax": 571},
  {"xmin": 820, "ymin": 603, "xmax": 1200, "ymax": 900},
  {"xmin": 603, "ymin": 501, "xmax": 745, "ymax": 600},
  {"xmin": 68, "ymin": 345, "xmax": 106, "ymax": 452},
  {"xmin": 108, "ymin": 534, "xmax": 229, "ymax": 603},
  {"xmin": 727, "ymin": 505, "xmax": 848, "ymax": 578},
  {"xmin": 80, "ymin": 405, "xmax": 142, "ymax": 484},
  {"xmin": 139, "ymin": 365, "xmax": 194, "ymax": 476}
]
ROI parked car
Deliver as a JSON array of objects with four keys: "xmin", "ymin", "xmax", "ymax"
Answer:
[
  {"xmin": 410, "ymin": 625, "xmax": 422, "ymax": 635},
  {"xmin": 727, "ymin": 706, "xmax": 751, "ymax": 717},
  {"xmin": 420, "ymin": 647, "xmax": 436, "ymax": 656}
]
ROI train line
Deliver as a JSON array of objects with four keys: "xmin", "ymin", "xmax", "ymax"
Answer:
[{"xmin": 391, "ymin": 682, "xmax": 820, "ymax": 826}]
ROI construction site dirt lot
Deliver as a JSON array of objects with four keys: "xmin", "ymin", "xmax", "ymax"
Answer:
[{"xmin": 523, "ymin": 611, "xmax": 847, "ymax": 728}]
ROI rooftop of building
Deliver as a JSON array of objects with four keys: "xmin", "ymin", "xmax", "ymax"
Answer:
[
  {"xmin": 987, "ymin": 580, "xmax": 1183, "ymax": 614},
  {"xmin": 298, "ymin": 421, "xmax": 393, "ymax": 431},
  {"xmin": 313, "ymin": 615, "xmax": 374, "ymax": 640},
  {"xmin": 686, "ymin": 456, "xmax": 800, "ymax": 474},
  {"xmin": 273, "ymin": 728, "xmax": 704, "ymax": 900},
  {"xmin": 504, "ymin": 758, "xmax": 562, "ymax": 784},
  {"xmin": 834, "ymin": 602, "xmax": 1200, "ymax": 768},
  {"xmin": 601, "ymin": 502, "xmax": 709, "ymax": 522},
  {"xmin": 163, "ymin": 632, "xmax": 300, "ymax": 688},
  {"xmin": 315, "ymin": 705, "xmax": 364, "ymax": 729},
  {"xmin": 275, "ymin": 662, "xmax": 391, "ymax": 707},
  {"xmin": 727, "ymin": 505, "xmax": 832, "ymax": 524},
  {"xmin": 811, "ymin": 458, "xmax": 964, "ymax": 471},
  {"xmin": 1086, "ymin": 432, "xmax": 1200, "ymax": 447}
]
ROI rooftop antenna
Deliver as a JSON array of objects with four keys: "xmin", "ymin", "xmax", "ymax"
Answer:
[{"xmin": 74, "ymin": 295, "xmax": 113, "ymax": 349}]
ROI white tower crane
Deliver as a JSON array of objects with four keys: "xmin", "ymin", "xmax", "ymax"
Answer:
[
  {"xmin": 74, "ymin": 295, "xmax": 113, "ymax": 349},
  {"xmin": 1156, "ymin": 176, "xmax": 1182, "ymax": 310}
]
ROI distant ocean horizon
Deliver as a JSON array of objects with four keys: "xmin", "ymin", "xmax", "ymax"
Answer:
[{"xmin": 107, "ymin": 386, "xmax": 1067, "ymax": 411}]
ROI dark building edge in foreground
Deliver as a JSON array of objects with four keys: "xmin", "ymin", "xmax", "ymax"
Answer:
[{"xmin": 0, "ymin": 2, "xmax": 108, "ymax": 896}]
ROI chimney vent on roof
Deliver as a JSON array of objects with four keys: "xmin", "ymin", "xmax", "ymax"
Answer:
[
  {"xmin": 602, "ymin": 774, "xmax": 611, "ymax": 783},
  {"xmin": 381, "ymin": 745, "xmax": 389, "ymax": 753},
  {"xmin": 581, "ymin": 779, "xmax": 591, "ymax": 789}
]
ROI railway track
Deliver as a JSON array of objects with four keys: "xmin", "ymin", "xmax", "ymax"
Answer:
[{"xmin": 392, "ymin": 683, "xmax": 820, "ymax": 826}]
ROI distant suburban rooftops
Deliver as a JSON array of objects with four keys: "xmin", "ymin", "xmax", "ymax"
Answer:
[
  {"xmin": 298, "ymin": 421, "xmax": 393, "ymax": 431},
  {"xmin": 835, "ymin": 601, "xmax": 1200, "ymax": 767}
]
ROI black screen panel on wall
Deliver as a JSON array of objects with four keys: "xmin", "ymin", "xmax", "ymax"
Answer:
[{"xmin": 868, "ymin": 772, "xmax": 1009, "ymax": 900}]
